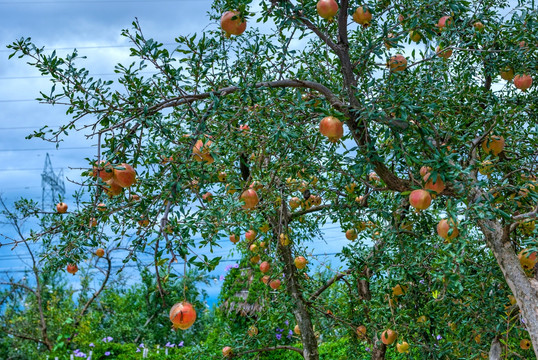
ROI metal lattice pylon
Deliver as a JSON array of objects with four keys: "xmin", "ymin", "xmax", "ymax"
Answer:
[{"xmin": 41, "ymin": 153, "xmax": 65, "ymax": 211}]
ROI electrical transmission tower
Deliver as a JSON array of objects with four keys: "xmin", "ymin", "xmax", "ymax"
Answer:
[{"xmin": 41, "ymin": 153, "xmax": 65, "ymax": 211}]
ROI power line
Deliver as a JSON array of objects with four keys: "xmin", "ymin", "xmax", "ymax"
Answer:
[
  {"xmin": 0, "ymin": 43, "xmax": 178, "ymax": 53},
  {"xmin": 0, "ymin": 146, "xmax": 92, "ymax": 152},
  {"xmin": 0, "ymin": 0, "xmax": 203, "ymax": 4},
  {"xmin": 0, "ymin": 125, "xmax": 64, "ymax": 130},
  {"xmin": 0, "ymin": 99, "xmax": 35, "ymax": 103},
  {"xmin": 0, "ymin": 71, "xmax": 158, "ymax": 80}
]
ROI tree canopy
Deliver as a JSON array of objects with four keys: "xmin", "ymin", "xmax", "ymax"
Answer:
[{"xmin": 5, "ymin": 0, "xmax": 538, "ymax": 359}]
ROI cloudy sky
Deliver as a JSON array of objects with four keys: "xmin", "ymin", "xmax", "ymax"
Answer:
[{"xmin": 0, "ymin": 0, "xmax": 348, "ymax": 305}]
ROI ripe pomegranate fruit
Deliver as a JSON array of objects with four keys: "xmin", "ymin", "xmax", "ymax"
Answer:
[
  {"xmin": 389, "ymin": 54, "xmax": 407, "ymax": 72},
  {"xmin": 104, "ymin": 180, "xmax": 123, "ymax": 197},
  {"xmin": 423, "ymin": 173, "xmax": 445, "ymax": 194},
  {"xmin": 56, "ymin": 202, "xmax": 68, "ymax": 214},
  {"xmin": 409, "ymin": 189, "xmax": 432, "ymax": 210},
  {"xmin": 67, "ymin": 264, "xmax": 78, "ymax": 275},
  {"xmin": 316, "ymin": 0, "xmax": 338, "ymax": 20},
  {"xmin": 245, "ymin": 229, "xmax": 257, "ymax": 241},
  {"xmin": 169, "ymin": 302, "xmax": 197, "ymax": 330},
  {"xmin": 345, "ymin": 229, "xmax": 358, "ymax": 240},
  {"xmin": 381, "ymin": 329, "xmax": 397, "ymax": 345},
  {"xmin": 240, "ymin": 189, "xmax": 259, "ymax": 209},
  {"xmin": 113, "ymin": 163, "xmax": 136, "ymax": 188},
  {"xmin": 269, "ymin": 279, "xmax": 281, "ymax": 289},
  {"xmin": 92, "ymin": 161, "xmax": 113, "ymax": 182},
  {"xmin": 436, "ymin": 45, "xmax": 453, "ymax": 59},
  {"xmin": 420, "ymin": 166, "xmax": 432, "ymax": 177},
  {"xmin": 437, "ymin": 219, "xmax": 459, "ymax": 240},
  {"xmin": 514, "ymin": 74, "xmax": 532, "ymax": 91},
  {"xmin": 220, "ymin": 11, "xmax": 246, "ymax": 37},
  {"xmin": 437, "ymin": 16, "xmax": 453, "ymax": 30},
  {"xmin": 294, "ymin": 256, "xmax": 308, "ymax": 269},
  {"xmin": 352, "ymin": 6, "xmax": 372, "ymax": 26},
  {"xmin": 319, "ymin": 116, "xmax": 344, "ymax": 142},
  {"xmin": 260, "ymin": 261, "xmax": 271, "ymax": 273},
  {"xmin": 222, "ymin": 346, "xmax": 233, "ymax": 357}
]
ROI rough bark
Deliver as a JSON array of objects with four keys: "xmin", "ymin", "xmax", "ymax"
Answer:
[
  {"xmin": 273, "ymin": 195, "xmax": 319, "ymax": 360},
  {"xmin": 477, "ymin": 217, "xmax": 538, "ymax": 359},
  {"xmin": 279, "ymin": 238, "xmax": 319, "ymax": 360},
  {"xmin": 371, "ymin": 333, "xmax": 387, "ymax": 360},
  {"xmin": 489, "ymin": 337, "xmax": 502, "ymax": 360}
]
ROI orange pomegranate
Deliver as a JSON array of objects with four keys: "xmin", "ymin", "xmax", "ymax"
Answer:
[
  {"xmin": 389, "ymin": 54, "xmax": 407, "ymax": 72},
  {"xmin": 409, "ymin": 189, "xmax": 431, "ymax": 210},
  {"xmin": 240, "ymin": 189, "xmax": 259, "ymax": 210},
  {"xmin": 67, "ymin": 264, "xmax": 78, "ymax": 275},
  {"xmin": 113, "ymin": 163, "xmax": 136, "ymax": 188},
  {"xmin": 169, "ymin": 302, "xmax": 197, "ymax": 330},
  {"xmin": 316, "ymin": 0, "xmax": 338, "ymax": 20},
  {"xmin": 319, "ymin": 116, "xmax": 344, "ymax": 142},
  {"xmin": 220, "ymin": 11, "xmax": 246, "ymax": 37}
]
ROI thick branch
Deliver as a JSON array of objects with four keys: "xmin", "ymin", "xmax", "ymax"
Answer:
[
  {"xmin": 0, "ymin": 281, "xmax": 36, "ymax": 295},
  {"xmin": 3, "ymin": 329, "xmax": 50, "ymax": 348},
  {"xmin": 100, "ymin": 79, "xmax": 346, "ymax": 134},
  {"xmin": 309, "ymin": 269, "xmax": 352, "ymax": 302}
]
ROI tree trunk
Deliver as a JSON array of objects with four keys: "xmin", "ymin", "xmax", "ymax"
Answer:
[
  {"xmin": 489, "ymin": 337, "xmax": 502, "ymax": 360},
  {"xmin": 279, "ymin": 241, "xmax": 319, "ymax": 360},
  {"xmin": 371, "ymin": 334, "xmax": 386, "ymax": 360},
  {"xmin": 478, "ymin": 218, "xmax": 538, "ymax": 359}
]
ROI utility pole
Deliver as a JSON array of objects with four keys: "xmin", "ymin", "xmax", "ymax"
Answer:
[{"xmin": 41, "ymin": 153, "xmax": 65, "ymax": 210}]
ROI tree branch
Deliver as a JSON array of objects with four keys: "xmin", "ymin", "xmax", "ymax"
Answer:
[
  {"xmin": 99, "ymin": 79, "xmax": 346, "ymax": 134},
  {"xmin": 309, "ymin": 269, "xmax": 352, "ymax": 302},
  {"xmin": 2, "ymin": 329, "xmax": 50, "ymax": 347}
]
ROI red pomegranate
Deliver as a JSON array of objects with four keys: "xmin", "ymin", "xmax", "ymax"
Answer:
[
  {"xmin": 316, "ymin": 0, "xmax": 338, "ymax": 20},
  {"xmin": 437, "ymin": 16, "xmax": 453, "ymax": 30},
  {"xmin": 437, "ymin": 219, "xmax": 459, "ymax": 240},
  {"xmin": 423, "ymin": 173, "xmax": 445, "ymax": 194},
  {"xmin": 409, "ymin": 189, "xmax": 432, "ymax": 210},
  {"xmin": 269, "ymin": 279, "xmax": 281, "ymax": 290},
  {"xmin": 260, "ymin": 261, "xmax": 271, "ymax": 273},
  {"xmin": 389, "ymin": 54, "xmax": 407, "ymax": 72},
  {"xmin": 169, "ymin": 302, "xmax": 197, "ymax": 330},
  {"xmin": 319, "ymin": 116, "xmax": 344, "ymax": 142},
  {"xmin": 436, "ymin": 45, "xmax": 453, "ymax": 59},
  {"xmin": 245, "ymin": 229, "xmax": 257, "ymax": 241},
  {"xmin": 240, "ymin": 189, "xmax": 259, "ymax": 210},
  {"xmin": 514, "ymin": 74, "xmax": 532, "ymax": 91},
  {"xmin": 113, "ymin": 163, "xmax": 136, "ymax": 188},
  {"xmin": 67, "ymin": 264, "xmax": 78, "ymax": 275},
  {"xmin": 92, "ymin": 161, "xmax": 114, "ymax": 182},
  {"xmin": 220, "ymin": 11, "xmax": 246, "ymax": 37},
  {"xmin": 229, "ymin": 234, "xmax": 240, "ymax": 244},
  {"xmin": 104, "ymin": 180, "xmax": 123, "ymax": 197}
]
